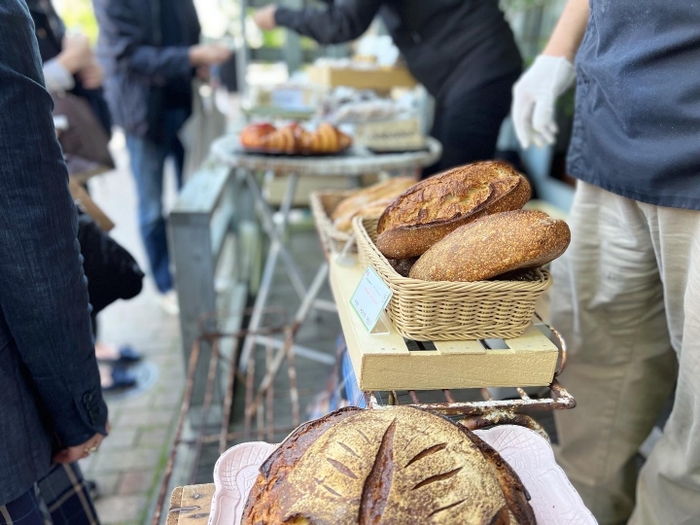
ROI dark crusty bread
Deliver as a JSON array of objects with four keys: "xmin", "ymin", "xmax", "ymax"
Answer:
[
  {"xmin": 376, "ymin": 161, "xmax": 531, "ymax": 259},
  {"xmin": 409, "ymin": 210, "xmax": 571, "ymax": 282},
  {"xmin": 241, "ymin": 406, "xmax": 535, "ymax": 525}
]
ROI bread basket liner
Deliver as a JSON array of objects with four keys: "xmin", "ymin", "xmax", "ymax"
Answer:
[
  {"xmin": 352, "ymin": 216, "xmax": 552, "ymax": 341},
  {"xmin": 309, "ymin": 189, "xmax": 359, "ymax": 254}
]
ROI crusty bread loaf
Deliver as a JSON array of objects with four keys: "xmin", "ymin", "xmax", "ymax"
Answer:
[
  {"xmin": 242, "ymin": 406, "xmax": 535, "ymax": 525},
  {"xmin": 376, "ymin": 161, "xmax": 531, "ymax": 259},
  {"xmin": 409, "ymin": 210, "xmax": 571, "ymax": 282},
  {"xmin": 331, "ymin": 177, "xmax": 416, "ymax": 232}
]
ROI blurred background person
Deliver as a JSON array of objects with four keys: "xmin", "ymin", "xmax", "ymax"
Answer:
[
  {"xmin": 253, "ymin": 0, "xmax": 522, "ymax": 177},
  {"xmin": 92, "ymin": 0, "xmax": 231, "ymax": 314},
  {"xmin": 0, "ymin": 0, "xmax": 108, "ymax": 521},
  {"xmin": 28, "ymin": 0, "xmax": 144, "ymax": 391}
]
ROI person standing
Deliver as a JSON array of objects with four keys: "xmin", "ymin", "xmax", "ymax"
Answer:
[
  {"xmin": 253, "ymin": 0, "xmax": 522, "ymax": 176},
  {"xmin": 92, "ymin": 0, "xmax": 231, "ymax": 313},
  {"xmin": 0, "ymin": 0, "xmax": 108, "ymax": 521},
  {"xmin": 512, "ymin": 1, "xmax": 700, "ymax": 523}
]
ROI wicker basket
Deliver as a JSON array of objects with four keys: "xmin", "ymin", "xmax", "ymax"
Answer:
[
  {"xmin": 353, "ymin": 216, "xmax": 552, "ymax": 341},
  {"xmin": 310, "ymin": 189, "xmax": 359, "ymax": 254}
]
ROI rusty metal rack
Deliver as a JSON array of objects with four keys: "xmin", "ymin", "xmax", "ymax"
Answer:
[
  {"xmin": 153, "ymin": 308, "xmax": 308, "ymax": 525},
  {"xmin": 154, "ymin": 283, "xmax": 576, "ymax": 525}
]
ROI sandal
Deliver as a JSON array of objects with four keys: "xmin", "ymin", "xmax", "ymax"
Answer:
[
  {"xmin": 97, "ymin": 345, "xmax": 143, "ymax": 365},
  {"xmin": 102, "ymin": 365, "xmax": 137, "ymax": 392}
]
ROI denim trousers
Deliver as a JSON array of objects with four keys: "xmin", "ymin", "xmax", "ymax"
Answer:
[{"xmin": 125, "ymin": 108, "xmax": 186, "ymax": 293}]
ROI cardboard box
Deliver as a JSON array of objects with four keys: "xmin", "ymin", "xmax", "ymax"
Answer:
[{"xmin": 307, "ymin": 65, "xmax": 417, "ymax": 91}]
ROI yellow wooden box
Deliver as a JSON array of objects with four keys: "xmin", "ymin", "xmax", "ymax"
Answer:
[
  {"xmin": 307, "ymin": 65, "xmax": 417, "ymax": 91},
  {"xmin": 329, "ymin": 256, "xmax": 559, "ymax": 391}
]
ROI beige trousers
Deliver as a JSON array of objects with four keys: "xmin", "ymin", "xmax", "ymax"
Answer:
[{"xmin": 552, "ymin": 182, "xmax": 700, "ymax": 525}]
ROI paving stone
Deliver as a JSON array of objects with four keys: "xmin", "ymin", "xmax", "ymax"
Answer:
[
  {"xmin": 117, "ymin": 410, "xmax": 175, "ymax": 428},
  {"xmin": 118, "ymin": 470, "xmax": 155, "ymax": 496},
  {"xmin": 139, "ymin": 427, "xmax": 172, "ymax": 447},
  {"xmin": 101, "ymin": 429, "xmax": 138, "ymax": 451},
  {"xmin": 90, "ymin": 472, "xmax": 121, "ymax": 497},
  {"xmin": 94, "ymin": 447, "xmax": 164, "ymax": 473},
  {"xmin": 152, "ymin": 392, "xmax": 183, "ymax": 410},
  {"xmin": 94, "ymin": 495, "xmax": 148, "ymax": 524}
]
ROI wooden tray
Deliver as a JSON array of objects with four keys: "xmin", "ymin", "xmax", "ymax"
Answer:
[{"xmin": 328, "ymin": 256, "xmax": 559, "ymax": 391}]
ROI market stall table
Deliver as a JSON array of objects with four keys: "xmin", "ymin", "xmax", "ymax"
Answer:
[{"xmin": 211, "ymin": 135, "xmax": 442, "ymax": 372}]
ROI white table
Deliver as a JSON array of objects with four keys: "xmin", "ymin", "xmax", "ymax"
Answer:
[{"xmin": 211, "ymin": 135, "xmax": 442, "ymax": 372}]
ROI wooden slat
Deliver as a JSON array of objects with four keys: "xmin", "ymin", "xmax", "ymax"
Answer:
[{"xmin": 167, "ymin": 484, "xmax": 214, "ymax": 525}]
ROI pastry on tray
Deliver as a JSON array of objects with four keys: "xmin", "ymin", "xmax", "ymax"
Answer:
[
  {"xmin": 240, "ymin": 122, "xmax": 352, "ymax": 155},
  {"xmin": 241, "ymin": 406, "xmax": 536, "ymax": 524}
]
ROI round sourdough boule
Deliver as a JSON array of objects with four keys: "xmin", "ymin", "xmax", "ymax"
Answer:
[
  {"xmin": 375, "ymin": 161, "xmax": 531, "ymax": 259},
  {"xmin": 409, "ymin": 209, "xmax": 571, "ymax": 282},
  {"xmin": 241, "ymin": 406, "xmax": 536, "ymax": 525}
]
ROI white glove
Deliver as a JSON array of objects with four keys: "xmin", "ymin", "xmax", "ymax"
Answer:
[{"xmin": 512, "ymin": 55, "xmax": 576, "ymax": 149}]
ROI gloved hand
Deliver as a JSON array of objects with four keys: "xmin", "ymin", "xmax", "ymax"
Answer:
[{"xmin": 512, "ymin": 55, "xmax": 576, "ymax": 149}]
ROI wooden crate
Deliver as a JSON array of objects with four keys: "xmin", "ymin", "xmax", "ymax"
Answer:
[
  {"xmin": 307, "ymin": 65, "xmax": 417, "ymax": 91},
  {"xmin": 329, "ymin": 256, "xmax": 559, "ymax": 391}
]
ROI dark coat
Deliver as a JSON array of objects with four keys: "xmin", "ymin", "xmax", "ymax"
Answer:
[
  {"xmin": 0, "ymin": 0, "xmax": 108, "ymax": 504},
  {"xmin": 275, "ymin": 0, "xmax": 521, "ymax": 101},
  {"xmin": 92, "ymin": 0, "xmax": 200, "ymax": 138}
]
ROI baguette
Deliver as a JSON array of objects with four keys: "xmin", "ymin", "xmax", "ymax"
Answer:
[
  {"xmin": 331, "ymin": 176, "xmax": 416, "ymax": 232},
  {"xmin": 376, "ymin": 161, "xmax": 531, "ymax": 259},
  {"xmin": 409, "ymin": 210, "xmax": 571, "ymax": 282},
  {"xmin": 333, "ymin": 197, "xmax": 394, "ymax": 232}
]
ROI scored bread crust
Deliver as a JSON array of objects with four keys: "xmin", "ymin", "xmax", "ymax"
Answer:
[
  {"xmin": 241, "ymin": 406, "xmax": 536, "ymax": 525},
  {"xmin": 376, "ymin": 161, "xmax": 531, "ymax": 259},
  {"xmin": 331, "ymin": 177, "xmax": 416, "ymax": 223},
  {"xmin": 242, "ymin": 406, "xmax": 362, "ymax": 524},
  {"xmin": 409, "ymin": 209, "xmax": 571, "ymax": 282}
]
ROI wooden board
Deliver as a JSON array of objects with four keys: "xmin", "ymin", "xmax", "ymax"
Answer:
[
  {"xmin": 307, "ymin": 65, "xmax": 417, "ymax": 90},
  {"xmin": 329, "ymin": 256, "xmax": 559, "ymax": 391},
  {"xmin": 69, "ymin": 178, "xmax": 115, "ymax": 232},
  {"xmin": 167, "ymin": 484, "xmax": 214, "ymax": 525}
]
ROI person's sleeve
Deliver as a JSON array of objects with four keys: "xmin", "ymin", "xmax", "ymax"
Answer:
[
  {"xmin": 43, "ymin": 58, "xmax": 76, "ymax": 92},
  {"xmin": 0, "ymin": 0, "xmax": 108, "ymax": 447},
  {"xmin": 275, "ymin": 0, "xmax": 380, "ymax": 45},
  {"xmin": 92, "ymin": 0, "xmax": 192, "ymax": 84}
]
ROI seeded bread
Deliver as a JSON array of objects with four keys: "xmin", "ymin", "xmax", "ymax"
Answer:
[
  {"xmin": 409, "ymin": 210, "xmax": 571, "ymax": 282},
  {"xmin": 376, "ymin": 161, "xmax": 531, "ymax": 259}
]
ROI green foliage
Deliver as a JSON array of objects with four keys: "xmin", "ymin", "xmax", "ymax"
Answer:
[{"xmin": 55, "ymin": 0, "xmax": 99, "ymax": 43}]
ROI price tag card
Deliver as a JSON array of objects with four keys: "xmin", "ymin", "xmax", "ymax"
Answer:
[{"xmin": 350, "ymin": 266, "xmax": 393, "ymax": 332}]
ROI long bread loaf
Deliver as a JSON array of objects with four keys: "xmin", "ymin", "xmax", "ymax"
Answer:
[
  {"xmin": 376, "ymin": 161, "xmax": 531, "ymax": 259},
  {"xmin": 409, "ymin": 210, "xmax": 571, "ymax": 282}
]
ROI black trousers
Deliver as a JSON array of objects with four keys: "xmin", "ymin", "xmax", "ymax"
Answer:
[{"xmin": 423, "ymin": 71, "xmax": 520, "ymax": 178}]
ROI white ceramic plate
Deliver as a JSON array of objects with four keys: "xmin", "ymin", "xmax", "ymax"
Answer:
[{"xmin": 209, "ymin": 426, "xmax": 597, "ymax": 525}]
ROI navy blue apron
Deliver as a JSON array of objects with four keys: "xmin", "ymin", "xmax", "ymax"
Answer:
[{"xmin": 567, "ymin": 0, "xmax": 700, "ymax": 210}]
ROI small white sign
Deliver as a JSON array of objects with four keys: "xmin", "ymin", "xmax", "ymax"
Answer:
[{"xmin": 350, "ymin": 266, "xmax": 393, "ymax": 332}]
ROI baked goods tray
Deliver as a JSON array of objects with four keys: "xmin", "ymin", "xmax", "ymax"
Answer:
[
  {"xmin": 329, "ymin": 254, "xmax": 563, "ymax": 391},
  {"xmin": 208, "ymin": 427, "xmax": 596, "ymax": 525},
  {"xmin": 230, "ymin": 141, "xmax": 352, "ymax": 158}
]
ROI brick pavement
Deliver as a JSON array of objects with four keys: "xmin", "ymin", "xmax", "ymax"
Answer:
[{"xmin": 79, "ymin": 132, "xmax": 184, "ymax": 525}]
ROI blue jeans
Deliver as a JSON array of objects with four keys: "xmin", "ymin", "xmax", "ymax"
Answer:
[{"xmin": 125, "ymin": 109, "xmax": 186, "ymax": 293}]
